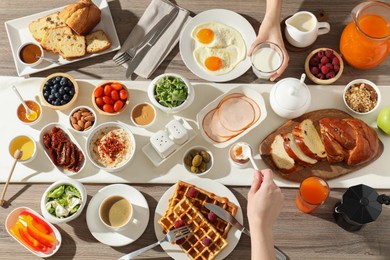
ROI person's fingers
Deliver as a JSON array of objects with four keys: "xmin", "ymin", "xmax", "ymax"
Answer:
[
  {"xmin": 269, "ymin": 50, "xmax": 289, "ymax": 81},
  {"xmin": 249, "ymin": 170, "xmax": 263, "ymax": 194},
  {"xmin": 247, "ymin": 37, "xmax": 265, "ymax": 56}
]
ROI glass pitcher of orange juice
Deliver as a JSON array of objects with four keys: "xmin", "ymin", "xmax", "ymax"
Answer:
[{"xmin": 340, "ymin": 1, "xmax": 390, "ymax": 69}]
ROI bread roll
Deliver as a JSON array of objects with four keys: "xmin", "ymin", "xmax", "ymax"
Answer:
[{"xmin": 59, "ymin": 0, "xmax": 101, "ymax": 36}]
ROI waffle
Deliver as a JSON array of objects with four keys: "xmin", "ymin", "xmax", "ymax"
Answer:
[
  {"xmin": 167, "ymin": 180, "xmax": 238, "ymax": 238},
  {"xmin": 159, "ymin": 197, "xmax": 228, "ymax": 260}
]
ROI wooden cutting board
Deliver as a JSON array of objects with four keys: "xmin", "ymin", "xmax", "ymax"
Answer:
[{"xmin": 259, "ymin": 109, "xmax": 384, "ymax": 183}]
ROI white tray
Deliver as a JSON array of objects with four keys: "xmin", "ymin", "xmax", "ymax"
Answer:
[
  {"xmin": 1, "ymin": 76, "xmax": 390, "ymax": 188},
  {"xmin": 4, "ymin": 0, "xmax": 120, "ymax": 77}
]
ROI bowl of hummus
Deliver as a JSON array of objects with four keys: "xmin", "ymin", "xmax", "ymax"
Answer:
[{"xmin": 86, "ymin": 122, "xmax": 136, "ymax": 172}]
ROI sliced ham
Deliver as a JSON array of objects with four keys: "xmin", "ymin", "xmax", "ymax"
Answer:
[
  {"xmin": 217, "ymin": 97, "xmax": 255, "ymax": 132},
  {"xmin": 202, "ymin": 109, "xmax": 231, "ymax": 143}
]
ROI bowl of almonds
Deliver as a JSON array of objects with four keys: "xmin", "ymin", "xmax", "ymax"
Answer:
[{"xmin": 68, "ymin": 106, "xmax": 97, "ymax": 134}]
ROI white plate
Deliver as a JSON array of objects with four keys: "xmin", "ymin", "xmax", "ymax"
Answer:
[
  {"xmin": 86, "ymin": 184, "xmax": 149, "ymax": 247},
  {"xmin": 196, "ymin": 85, "xmax": 267, "ymax": 148},
  {"xmin": 4, "ymin": 0, "xmax": 120, "ymax": 77},
  {"xmin": 39, "ymin": 123, "xmax": 86, "ymax": 175},
  {"xmin": 179, "ymin": 9, "xmax": 256, "ymax": 82},
  {"xmin": 5, "ymin": 207, "xmax": 62, "ymax": 258},
  {"xmin": 154, "ymin": 178, "xmax": 243, "ymax": 260}
]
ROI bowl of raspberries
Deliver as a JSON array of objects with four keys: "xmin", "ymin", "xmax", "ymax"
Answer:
[{"xmin": 305, "ymin": 48, "xmax": 344, "ymax": 85}]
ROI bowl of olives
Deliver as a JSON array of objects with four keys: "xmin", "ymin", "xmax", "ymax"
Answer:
[
  {"xmin": 40, "ymin": 73, "xmax": 79, "ymax": 110},
  {"xmin": 183, "ymin": 146, "xmax": 213, "ymax": 176}
]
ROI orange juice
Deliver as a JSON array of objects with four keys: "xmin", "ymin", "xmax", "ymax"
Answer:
[
  {"xmin": 340, "ymin": 14, "xmax": 390, "ymax": 69},
  {"xmin": 296, "ymin": 176, "xmax": 329, "ymax": 213}
]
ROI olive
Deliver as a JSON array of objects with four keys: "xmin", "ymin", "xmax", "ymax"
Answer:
[
  {"xmin": 199, "ymin": 162, "xmax": 207, "ymax": 172},
  {"xmin": 190, "ymin": 166, "xmax": 199, "ymax": 173},
  {"xmin": 184, "ymin": 154, "xmax": 193, "ymax": 167},
  {"xmin": 200, "ymin": 150, "xmax": 210, "ymax": 163},
  {"xmin": 192, "ymin": 154, "xmax": 203, "ymax": 167}
]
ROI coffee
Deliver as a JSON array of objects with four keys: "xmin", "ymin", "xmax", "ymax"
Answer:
[{"xmin": 99, "ymin": 196, "xmax": 132, "ymax": 228}]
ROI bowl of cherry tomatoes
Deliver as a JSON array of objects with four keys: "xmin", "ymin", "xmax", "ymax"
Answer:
[{"xmin": 92, "ymin": 81, "xmax": 129, "ymax": 116}]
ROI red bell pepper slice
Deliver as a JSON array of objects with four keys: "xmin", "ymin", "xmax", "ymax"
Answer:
[
  {"xmin": 20, "ymin": 211, "xmax": 53, "ymax": 234},
  {"xmin": 18, "ymin": 215, "xmax": 55, "ymax": 248},
  {"xmin": 18, "ymin": 225, "xmax": 48, "ymax": 253}
]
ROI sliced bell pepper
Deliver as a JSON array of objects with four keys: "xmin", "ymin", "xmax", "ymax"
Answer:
[
  {"xmin": 18, "ymin": 215, "xmax": 55, "ymax": 248},
  {"xmin": 20, "ymin": 211, "xmax": 53, "ymax": 234},
  {"xmin": 18, "ymin": 224, "xmax": 48, "ymax": 252}
]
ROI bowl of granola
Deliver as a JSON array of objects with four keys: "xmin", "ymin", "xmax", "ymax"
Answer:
[{"xmin": 343, "ymin": 79, "xmax": 381, "ymax": 115}]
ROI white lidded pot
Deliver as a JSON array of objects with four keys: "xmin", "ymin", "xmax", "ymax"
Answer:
[{"xmin": 270, "ymin": 73, "xmax": 311, "ymax": 119}]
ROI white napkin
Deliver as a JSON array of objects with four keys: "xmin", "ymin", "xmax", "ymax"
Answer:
[{"xmin": 113, "ymin": 0, "xmax": 191, "ymax": 79}]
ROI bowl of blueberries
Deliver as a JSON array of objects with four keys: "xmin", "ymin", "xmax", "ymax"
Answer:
[{"xmin": 40, "ymin": 73, "xmax": 78, "ymax": 110}]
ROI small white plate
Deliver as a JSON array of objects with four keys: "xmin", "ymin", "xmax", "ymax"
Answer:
[
  {"xmin": 86, "ymin": 184, "xmax": 149, "ymax": 247},
  {"xmin": 154, "ymin": 178, "xmax": 243, "ymax": 260},
  {"xmin": 179, "ymin": 9, "xmax": 256, "ymax": 82},
  {"xmin": 4, "ymin": 0, "xmax": 120, "ymax": 77},
  {"xmin": 196, "ymin": 85, "xmax": 267, "ymax": 148}
]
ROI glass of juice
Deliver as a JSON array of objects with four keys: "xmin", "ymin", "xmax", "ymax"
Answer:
[
  {"xmin": 296, "ymin": 176, "xmax": 330, "ymax": 213},
  {"xmin": 251, "ymin": 42, "xmax": 284, "ymax": 80}
]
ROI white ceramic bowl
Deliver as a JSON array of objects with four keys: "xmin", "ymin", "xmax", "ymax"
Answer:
[
  {"xmin": 148, "ymin": 73, "xmax": 194, "ymax": 114},
  {"xmin": 5, "ymin": 207, "xmax": 62, "ymax": 257},
  {"xmin": 130, "ymin": 102, "xmax": 157, "ymax": 128},
  {"xmin": 68, "ymin": 105, "xmax": 97, "ymax": 135},
  {"xmin": 183, "ymin": 145, "xmax": 214, "ymax": 176},
  {"xmin": 41, "ymin": 179, "xmax": 87, "ymax": 224},
  {"xmin": 17, "ymin": 42, "xmax": 43, "ymax": 67},
  {"xmin": 86, "ymin": 122, "xmax": 136, "ymax": 172},
  {"xmin": 9, "ymin": 135, "xmax": 37, "ymax": 164},
  {"xmin": 16, "ymin": 100, "xmax": 43, "ymax": 126},
  {"xmin": 343, "ymin": 79, "xmax": 381, "ymax": 115}
]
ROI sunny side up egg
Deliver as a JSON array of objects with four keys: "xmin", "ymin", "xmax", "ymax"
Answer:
[{"xmin": 191, "ymin": 22, "xmax": 246, "ymax": 75}]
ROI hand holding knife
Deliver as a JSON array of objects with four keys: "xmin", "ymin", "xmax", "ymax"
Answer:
[{"xmin": 205, "ymin": 203, "xmax": 288, "ymax": 260}]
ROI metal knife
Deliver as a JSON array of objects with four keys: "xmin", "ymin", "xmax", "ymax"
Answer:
[
  {"xmin": 125, "ymin": 7, "xmax": 180, "ymax": 78},
  {"xmin": 205, "ymin": 203, "xmax": 288, "ymax": 260}
]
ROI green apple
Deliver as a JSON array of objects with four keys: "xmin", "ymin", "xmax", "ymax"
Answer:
[{"xmin": 377, "ymin": 106, "xmax": 390, "ymax": 135}]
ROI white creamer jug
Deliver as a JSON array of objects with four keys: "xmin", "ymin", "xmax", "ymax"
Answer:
[{"xmin": 285, "ymin": 11, "xmax": 330, "ymax": 48}]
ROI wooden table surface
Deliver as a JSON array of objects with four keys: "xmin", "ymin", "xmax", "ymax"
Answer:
[{"xmin": 1, "ymin": 0, "xmax": 389, "ymax": 259}]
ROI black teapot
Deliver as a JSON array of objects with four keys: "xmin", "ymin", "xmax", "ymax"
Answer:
[{"xmin": 334, "ymin": 184, "xmax": 389, "ymax": 232}]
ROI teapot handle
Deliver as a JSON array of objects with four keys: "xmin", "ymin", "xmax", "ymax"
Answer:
[
  {"xmin": 377, "ymin": 194, "xmax": 390, "ymax": 205},
  {"xmin": 335, "ymin": 203, "xmax": 345, "ymax": 213}
]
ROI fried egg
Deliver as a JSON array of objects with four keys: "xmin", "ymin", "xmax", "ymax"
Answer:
[
  {"xmin": 191, "ymin": 22, "xmax": 246, "ymax": 75},
  {"xmin": 193, "ymin": 45, "xmax": 241, "ymax": 75}
]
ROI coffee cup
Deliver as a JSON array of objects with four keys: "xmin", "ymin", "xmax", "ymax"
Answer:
[
  {"xmin": 285, "ymin": 11, "xmax": 330, "ymax": 48},
  {"xmin": 99, "ymin": 195, "xmax": 133, "ymax": 231}
]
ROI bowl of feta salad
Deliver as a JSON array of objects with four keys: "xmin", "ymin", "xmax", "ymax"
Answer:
[{"xmin": 41, "ymin": 179, "xmax": 86, "ymax": 224}]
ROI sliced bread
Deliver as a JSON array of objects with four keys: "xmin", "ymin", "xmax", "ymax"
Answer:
[
  {"xmin": 40, "ymin": 26, "xmax": 73, "ymax": 52},
  {"xmin": 270, "ymin": 134, "xmax": 296, "ymax": 173},
  {"xmin": 57, "ymin": 34, "xmax": 86, "ymax": 59},
  {"xmin": 283, "ymin": 133, "xmax": 318, "ymax": 165},
  {"xmin": 29, "ymin": 12, "xmax": 65, "ymax": 42},
  {"xmin": 292, "ymin": 119, "xmax": 327, "ymax": 160},
  {"xmin": 86, "ymin": 30, "xmax": 112, "ymax": 53}
]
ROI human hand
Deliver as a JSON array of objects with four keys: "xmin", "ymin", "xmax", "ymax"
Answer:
[
  {"xmin": 248, "ymin": 19, "xmax": 289, "ymax": 81},
  {"xmin": 247, "ymin": 169, "xmax": 284, "ymax": 231}
]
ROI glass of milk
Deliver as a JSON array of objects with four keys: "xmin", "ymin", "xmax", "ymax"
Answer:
[{"xmin": 251, "ymin": 42, "xmax": 284, "ymax": 80}]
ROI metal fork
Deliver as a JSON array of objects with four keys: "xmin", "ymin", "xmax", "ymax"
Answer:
[
  {"xmin": 118, "ymin": 226, "xmax": 191, "ymax": 260},
  {"xmin": 113, "ymin": 45, "xmax": 138, "ymax": 65}
]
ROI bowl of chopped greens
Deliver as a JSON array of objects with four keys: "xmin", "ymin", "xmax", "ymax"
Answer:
[
  {"xmin": 148, "ymin": 73, "xmax": 194, "ymax": 113},
  {"xmin": 41, "ymin": 179, "xmax": 86, "ymax": 224}
]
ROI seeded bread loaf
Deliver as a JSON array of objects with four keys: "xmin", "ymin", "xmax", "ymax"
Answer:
[
  {"xmin": 86, "ymin": 30, "xmax": 112, "ymax": 53},
  {"xmin": 29, "ymin": 12, "xmax": 65, "ymax": 42},
  {"xmin": 59, "ymin": 0, "xmax": 101, "ymax": 36},
  {"xmin": 58, "ymin": 34, "xmax": 86, "ymax": 59},
  {"xmin": 40, "ymin": 26, "xmax": 73, "ymax": 52},
  {"xmin": 270, "ymin": 134, "xmax": 296, "ymax": 173},
  {"xmin": 292, "ymin": 119, "xmax": 327, "ymax": 160}
]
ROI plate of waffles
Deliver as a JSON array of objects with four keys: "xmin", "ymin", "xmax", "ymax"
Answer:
[
  {"xmin": 154, "ymin": 178, "xmax": 243, "ymax": 259},
  {"xmin": 86, "ymin": 184, "xmax": 149, "ymax": 247}
]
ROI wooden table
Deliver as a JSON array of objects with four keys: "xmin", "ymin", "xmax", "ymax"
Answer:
[{"xmin": 1, "ymin": 0, "xmax": 389, "ymax": 259}]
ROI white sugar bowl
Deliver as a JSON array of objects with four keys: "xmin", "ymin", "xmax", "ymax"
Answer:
[{"xmin": 270, "ymin": 73, "xmax": 311, "ymax": 119}]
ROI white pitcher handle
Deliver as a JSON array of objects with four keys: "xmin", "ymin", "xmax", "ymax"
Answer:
[{"xmin": 317, "ymin": 22, "xmax": 330, "ymax": 35}]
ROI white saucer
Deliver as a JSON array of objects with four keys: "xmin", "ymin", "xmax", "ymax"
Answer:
[{"xmin": 86, "ymin": 184, "xmax": 149, "ymax": 247}]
